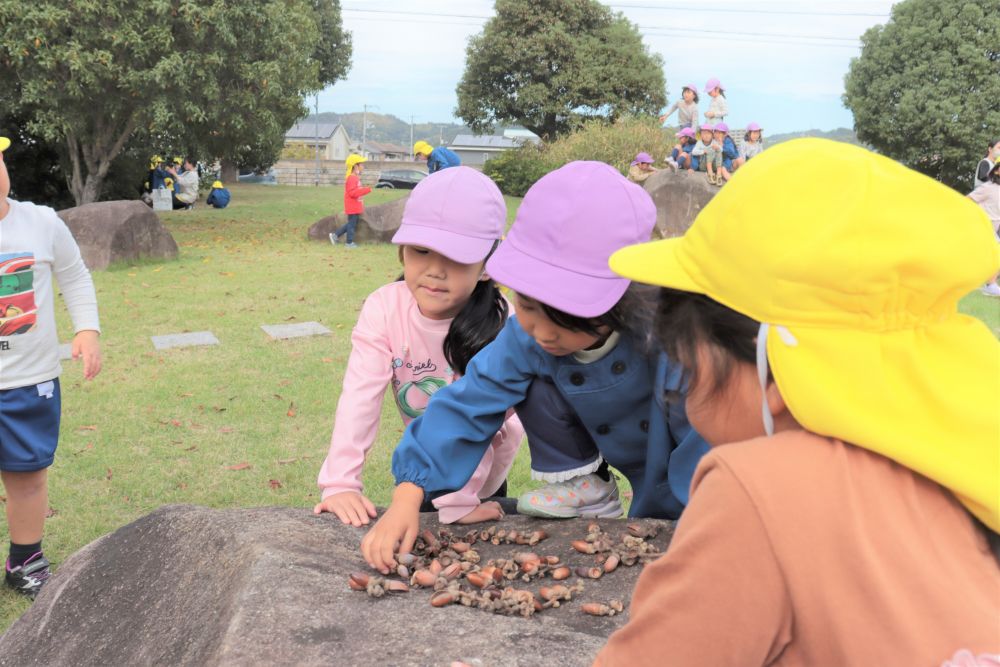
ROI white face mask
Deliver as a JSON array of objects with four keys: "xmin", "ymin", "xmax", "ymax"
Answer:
[{"xmin": 755, "ymin": 323, "xmax": 798, "ymax": 436}]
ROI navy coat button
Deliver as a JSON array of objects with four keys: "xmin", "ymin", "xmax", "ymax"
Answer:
[
  {"xmin": 570, "ymin": 372, "xmax": 585, "ymax": 386},
  {"xmin": 612, "ymin": 361, "xmax": 626, "ymax": 374},
  {"xmin": 596, "ymin": 424, "xmax": 610, "ymax": 435}
]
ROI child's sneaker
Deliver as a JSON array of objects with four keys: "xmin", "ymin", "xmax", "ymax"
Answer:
[
  {"xmin": 980, "ymin": 282, "xmax": 1000, "ymax": 297},
  {"xmin": 5, "ymin": 553, "xmax": 51, "ymax": 599},
  {"xmin": 328, "ymin": 232, "xmax": 338, "ymax": 245},
  {"xmin": 344, "ymin": 242, "xmax": 359, "ymax": 249},
  {"xmin": 517, "ymin": 473, "xmax": 623, "ymax": 519}
]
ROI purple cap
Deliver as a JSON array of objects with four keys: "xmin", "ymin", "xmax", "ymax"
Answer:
[
  {"xmin": 746, "ymin": 121, "xmax": 762, "ymax": 131},
  {"xmin": 682, "ymin": 83, "xmax": 698, "ymax": 93},
  {"xmin": 392, "ymin": 166, "xmax": 505, "ymax": 264},
  {"xmin": 676, "ymin": 127, "xmax": 696, "ymax": 139},
  {"xmin": 704, "ymin": 78, "xmax": 723, "ymax": 93},
  {"xmin": 631, "ymin": 152, "xmax": 654, "ymax": 166},
  {"xmin": 713, "ymin": 122, "xmax": 729, "ymax": 133},
  {"xmin": 486, "ymin": 162, "xmax": 655, "ymax": 317},
  {"xmin": 699, "ymin": 123, "xmax": 715, "ymax": 133}
]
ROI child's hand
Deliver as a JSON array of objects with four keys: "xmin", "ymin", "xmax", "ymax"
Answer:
[
  {"xmin": 72, "ymin": 330, "xmax": 101, "ymax": 380},
  {"xmin": 453, "ymin": 501, "xmax": 505, "ymax": 525},
  {"xmin": 314, "ymin": 491, "xmax": 377, "ymax": 527},
  {"xmin": 360, "ymin": 482, "xmax": 423, "ymax": 574}
]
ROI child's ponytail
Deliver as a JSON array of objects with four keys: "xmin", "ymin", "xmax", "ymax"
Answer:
[{"xmin": 443, "ymin": 279, "xmax": 508, "ymax": 376}]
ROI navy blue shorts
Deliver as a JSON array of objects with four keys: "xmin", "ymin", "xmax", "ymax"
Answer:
[{"xmin": 0, "ymin": 379, "xmax": 61, "ymax": 472}]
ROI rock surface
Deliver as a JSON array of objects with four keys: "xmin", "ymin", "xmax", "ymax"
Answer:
[
  {"xmin": 0, "ymin": 505, "xmax": 674, "ymax": 667},
  {"xmin": 57, "ymin": 200, "xmax": 179, "ymax": 270},
  {"xmin": 308, "ymin": 194, "xmax": 410, "ymax": 244},
  {"xmin": 641, "ymin": 169, "xmax": 718, "ymax": 239}
]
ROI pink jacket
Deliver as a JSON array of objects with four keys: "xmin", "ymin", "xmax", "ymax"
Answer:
[{"xmin": 317, "ymin": 281, "xmax": 523, "ymax": 523}]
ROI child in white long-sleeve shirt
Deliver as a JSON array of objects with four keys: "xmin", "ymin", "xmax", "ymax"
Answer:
[
  {"xmin": 703, "ymin": 78, "xmax": 728, "ymax": 126},
  {"xmin": 0, "ymin": 136, "xmax": 102, "ymax": 599},
  {"xmin": 314, "ymin": 167, "xmax": 525, "ymax": 526}
]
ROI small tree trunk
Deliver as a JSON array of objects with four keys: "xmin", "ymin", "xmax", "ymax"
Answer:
[{"xmin": 220, "ymin": 159, "xmax": 239, "ymax": 185}]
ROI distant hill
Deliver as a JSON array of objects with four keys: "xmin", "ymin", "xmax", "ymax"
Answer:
[{"xmin": 767, "ymin": 127, "xmax": 863, "ymax": 147}]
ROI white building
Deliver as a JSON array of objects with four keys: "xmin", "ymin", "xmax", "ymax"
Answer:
[{"xmin": 283, "ymin": 122, "xmax": 353, "ymax": 160}]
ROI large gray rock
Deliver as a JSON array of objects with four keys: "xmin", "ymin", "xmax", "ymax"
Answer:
[
  {"xmin": 308, "ymin": 194, "xmax": 410, "ymax": 244},
  {"xmin": 0, "ymin": 505, "xmax": 674, "ymax": 667},
  {"xmin": 57, "ymin": 200, "xmax": 179, "ymax": 270},
  {"xmin": 641, "ymin": 169, "xmax": 718, "ymax": 239}
]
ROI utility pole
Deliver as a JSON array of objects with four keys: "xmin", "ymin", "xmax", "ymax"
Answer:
[
  {"xmin": 362, "ymin": 104, "xmax": 379, "ymax": 153},
  {"xmin": 439, "ymin": 125, "xmax": 443, "ymax": 145},
  {"xmin": 314, "ymin": 94, "xmax": 320, "ymax": 186},
  {"xmin": 410, "ymin": 115, "xmax": 415, "ymax": 160}
]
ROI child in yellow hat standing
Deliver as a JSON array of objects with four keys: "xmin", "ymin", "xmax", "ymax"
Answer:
[
  {"xmin": 330, "ymin": 154, "xmax": 371, "ymax": 248},
  {"xmin": 598, "ymin": 139, "xmax": 999, "ymax": 665}
]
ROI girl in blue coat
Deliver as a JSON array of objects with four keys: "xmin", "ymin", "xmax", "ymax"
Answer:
[{"xmin": 361, "ymin": 161, "xmax": 709, "ymax": 573}]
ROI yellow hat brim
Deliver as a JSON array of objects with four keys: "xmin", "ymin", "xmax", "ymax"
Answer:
[
  {"xmin": 768, "ymin": 316, "xmax": 1000, "ymax": 531},
  {"xmin": 609, "ymin": 237, "xmax": 705, "ymax": 295},
  {"xmin": 0, "ymin": 137, "xmax": 10, "ymax": 152}
]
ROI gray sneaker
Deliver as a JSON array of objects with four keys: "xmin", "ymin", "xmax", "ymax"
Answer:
[
  {"xmin": 328, "ymin": 232, "xmax": 338, "ymax": 245},
  {"xmin": 516, "ymin": 474, "xmax": 623, "ymax": 519},
  {"xmin": 344, "ymin": 242, "xmax": 358, "ymax": 248},
  {"xmin": 5, "ymin": 553, "xmax": 51, "ymax": 599}
]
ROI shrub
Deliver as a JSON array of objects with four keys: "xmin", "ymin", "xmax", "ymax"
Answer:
[{"xmin": 484, "ymin": 115, "xmax": 675, "ymax": 195}]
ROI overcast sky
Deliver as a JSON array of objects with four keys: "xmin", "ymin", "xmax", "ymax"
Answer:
[{"xmin": 317, "ymin": 1, "xmax": 897, "ymax": 135}]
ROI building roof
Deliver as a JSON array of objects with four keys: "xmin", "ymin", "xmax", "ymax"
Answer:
[
  {"xmin": 361, "ymin": 140, "xmax": 409, "ymax": 154},
  {"xmin": 285, "ymin": 122, "xmax": 346, "ymax": 140},
  {"xmin": 450, "ymin": 134, "xmax": 521, "ymax": 150}
]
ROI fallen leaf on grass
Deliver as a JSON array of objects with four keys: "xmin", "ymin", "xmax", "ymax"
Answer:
[
  {"xmin": 286, "ymin": 402, "xmax": 296, "ymax": 418},
  {"xmin": 268, "ymin": 479, "xmax": 283, "ymax": 490},
  {"xmin": 277, "ymin": 458, "xmax": 298, "ymax": 465},
  {"xmin": 284, "ymin": 316, "xmax": 297, "ymax": 321},
  {"xmin": 74, "ymin": 443, "xmax": 94, "ymax": 455},
  {"xmin": 105, "ymin": 468, "xmax": 113, "ymax": 481},
  {"xmin": 176, "ymin": 483, "xmax": 188, "ymax": 491},
  {"xmin": 178, "ymin": 392, "xmax": 194, "ymax": 398},
  {"xmin": 184, "ymin": 445, "xmax": 198, "ymax": 452},
  {"xmin": 77, "ymin": 424, "xmax": 98, "ymax": 431},
  {"xmin": 46, "ymin": 507, "xmax": 57, "ymax": 518},
  {"xmin": 226, "ymin": 462, "xmax": 251, "ymax": 471},
  {"xmin": 321, "ymin": 357, "xmax": 334, "ymax": 363},
  {"xmin": 170, "ymin": 419, "xmax": 182, "ymax": 427},
  {"xmin": 218, "ymin": 426, "xmax": 234, "ymax": 434}
]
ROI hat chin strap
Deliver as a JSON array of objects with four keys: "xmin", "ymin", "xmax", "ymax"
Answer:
[{"xmin": 756, "ymin": 323, "xmax": 797, "ymax": 437}]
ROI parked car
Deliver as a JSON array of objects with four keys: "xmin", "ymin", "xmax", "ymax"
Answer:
[
  {"xmin": 238, "ymin": 167, "xmax": 277, "ymax": 185},
  {"xmin": 376, "ymin": 169, "xmax": 427, "ymax": 189}
]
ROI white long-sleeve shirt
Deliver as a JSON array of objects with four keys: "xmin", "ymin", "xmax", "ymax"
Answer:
[
  {"xmin": 0, "ymin": 199, "xmax": 100, "ymax": 390},
  {"xmin": 316, "ymin": 280, "xmax": 524, "ymax": 523}
]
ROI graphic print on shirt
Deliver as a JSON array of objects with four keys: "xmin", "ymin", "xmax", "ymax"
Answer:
[
  {"xmin": 390, "ymin": 355, "xmax": 454, "ymax": 418},
  {"xmin": 0, "ymin": 253, "xmax": 37, "ymax": 338}
]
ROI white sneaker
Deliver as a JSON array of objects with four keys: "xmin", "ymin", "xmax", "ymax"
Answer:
[
  {"xmin": 517, "ymin": 473, "xmax": 623, "ymax": 519},
  {"xmin": 344, "ymin": 242, "xmax": 359, "ymax": 249},
  {"xmin": 328, "ymin": 232, "xmax": 338, "ymax": 245},
  {"xmin": 980, "ymin": 283, "xmax": 1000, "ymax": 297}
]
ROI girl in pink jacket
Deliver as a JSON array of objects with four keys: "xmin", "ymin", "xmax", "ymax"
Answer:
[{"xmin": 314, "ymin": 167, "xmax": 524, "ymax": 525}]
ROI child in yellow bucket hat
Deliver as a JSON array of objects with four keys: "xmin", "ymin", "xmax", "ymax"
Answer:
[{"xmin": 596, "ymin": 138, "xmax": 1000, "ymax": 665}]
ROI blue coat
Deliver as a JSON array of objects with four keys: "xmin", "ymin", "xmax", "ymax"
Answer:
[
  {"xmin": 207, "ymin": 188, "xmax": 231, "ymax": 208},
  {"xmin": 392, "ymin": 316, "xmax": 710, "ymax": 519},
  {"xmin": 427, "ymin": 146, "xmax": 461, "ymax": 174}
]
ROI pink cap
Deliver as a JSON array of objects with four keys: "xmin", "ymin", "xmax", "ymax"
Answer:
[
  {"xmin": 746, "ymin": 122, "xmax": 762, "ymax": 131},
  {"xmin": 392, "ymin": 166, "xmax": 505, "ymax": 264},
  {"xmin": 699, "ymin": 124, "xmax": 715, "ymax": 133},
  {"xmin": 676, "ymin": 127, "xmax": 696, "ymax": 138},
  {"xmin": 486, "ymin": 162, "xmax": 655, "ymax": 318},
  {"xmin": 631, "ymin": 152, "xmax": 654, "ymax": 166},
  {"xmin": 713, "ymin": 122, "xmax": 729, "ymax": 133},
  {"xmin": 682, "ymin": 83, "xmax": 698, "ymax": 93},
  {"xmin": 704, "ymin": 78, "xmax": 723, "ymax": 93}
]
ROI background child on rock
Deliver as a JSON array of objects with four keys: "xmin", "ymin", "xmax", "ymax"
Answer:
[
  {"xmin": 668, "ymin": 128, "xmax": 696, "ymax": 171},
  {"xmin": 360, "ymin": 161, "xmax": 709, "ymax": 573},
  {"xmin": 0, "ymin": 136, "xmax": 102, "ymax": 599},
  {"xmin": 713, "ymin": 123, "xmax": 738, "ymax": 181},
  {"xmin": 330, "ymin": 154, "xmax": 370, "ymax": 248},
  {"xmin": 702, "ymin": 78, "xmax": 728, "ymax": 126},
  {"xmin": 599, "ymin": 138, "xmax": 1000, "ymax": 665},
  {"xmin": 314, "ymin": 167, "xmax": 524, "ymax": 526},
  {"xmin": 736, "ymin": 122, "xmax": 764, "ymax": 168},
  {"xmin": 659, "ymin": 83, "xmax": 699, "ymax": 131},
  {"xmin": 627, "ymin": 153, "xmax": 658, "ymax": 184}
]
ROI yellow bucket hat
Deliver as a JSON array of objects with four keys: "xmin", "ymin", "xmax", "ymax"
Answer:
[
  {"xmin": 0, "ymin": 137, "xmax": 10, "ymax": 152},
  {"xmin": 610, "ymin": 138, "xmax": 1000, "ymax": 531},
  {"xmin": 211, "ymin": 180, "xmax": 223, "ymax": 189},
  {"xmin": 345, "ymin": 153, "xmax": 367, "ymax": 178},
  {"xmin": 413, "ymin": 140, "xmax": 433, "ymax": 157}
]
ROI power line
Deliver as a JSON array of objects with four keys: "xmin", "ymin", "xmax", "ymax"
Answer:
[{"xmin": 606, "ymin": 2, "xmax": 888, "ymax": 17}]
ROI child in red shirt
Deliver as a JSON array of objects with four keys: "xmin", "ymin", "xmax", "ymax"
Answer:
[{"xmin": 330, "ymin": 154, "xmax": 372, "ymax": 248}]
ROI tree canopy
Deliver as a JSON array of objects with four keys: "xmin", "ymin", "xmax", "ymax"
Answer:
[
  {"xmin": 0, "ymin": 0, "xmax": 351, "ymax": 204},
  {"xmin": 455, "ymin": 0, "xmax": 666, "ymax": 139},
  {"xmin": 842, "ymin": 0, "xmax": 1000, "ymax": 190}
]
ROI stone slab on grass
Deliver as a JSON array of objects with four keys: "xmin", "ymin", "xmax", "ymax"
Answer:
[
  {"xmin": 260, "ymin": 321, "xmax": 332, "ymax": 340},
  {"xmin": 0, "ymin": 506, "xmax": 674, "ymax": 667},
  {"xmin": 151, "ymin": 331, "xmax": 220, "ymax": 350}
]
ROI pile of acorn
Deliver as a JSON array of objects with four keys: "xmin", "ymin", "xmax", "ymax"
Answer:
[{"xmin": 348, "ymin": 521, "xmax": 662, "ymax": 618}]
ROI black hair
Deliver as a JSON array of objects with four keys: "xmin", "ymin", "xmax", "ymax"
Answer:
[
  {"xmin": 185, "ymin": 156, "xmax": 197, "ymax": 167},
  {"xmin": 987, "ymin": 139, "xmax": 999, "ymax": 155},
  {"xmin": 682, "ymin": 86, "xmax": 700, "ymax": 104},
  {"xmin": 653, "ymin": 286, "xmax": 1000, "ymax": 563},
  {"xmin": 526, "ymin": 283, "xmax": 658, "ymax": 352},
  {"xmin": 744, "ymin": 129, "xmax": 764, "ymax": 143},
  {"xmin": 397, "ymin": 241, "xmax": 507, "ymax": 376},
  {"xmin": 990, "ymin": 159, "xmax": 1000, "ymax": 184}
]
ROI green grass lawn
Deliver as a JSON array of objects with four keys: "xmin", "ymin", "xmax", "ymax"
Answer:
[{"xmin": 1, "ymin": 183, "xmax": 997, "ymax": 630}]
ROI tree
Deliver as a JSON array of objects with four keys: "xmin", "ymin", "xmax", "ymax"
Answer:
[
  {"xmin": 0, "ymin": 0, "xmax": 351, "ymax": 205},
  {"xmin": 843, "ymin": 0, "xmax": 1000, "ymax": 190},
  {"xmin": 455, "ymin": 0, "xmax": 666, "ymax": 139}
]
